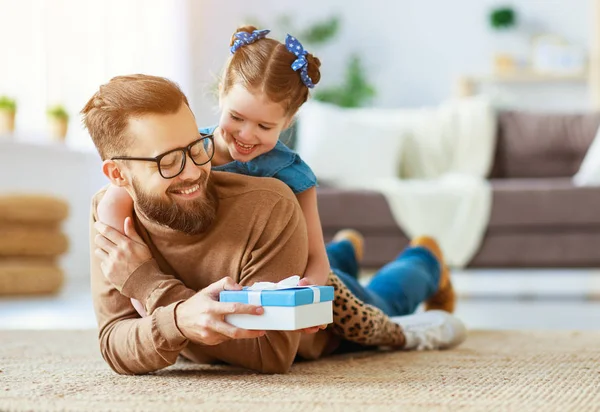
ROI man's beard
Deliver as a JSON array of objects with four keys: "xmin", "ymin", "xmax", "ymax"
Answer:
[{"xmin": 132, "ymin": 174, "xmax": 219, "ymax": 235}]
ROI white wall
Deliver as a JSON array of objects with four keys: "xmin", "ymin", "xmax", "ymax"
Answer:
[
  {"xmin": 1, "ymin": 0, "xmax": 593, "ymax": 137},
  {"xmin": 189, "ymin": 0, "xmax": 594, "ymax": 126}
]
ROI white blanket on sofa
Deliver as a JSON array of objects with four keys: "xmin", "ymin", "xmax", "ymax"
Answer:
[
  {"xmin": 298, "ymin": 97, "xmax": 496, "ymax": 268},
  {"xmin": 573, "ymin": 124, "xmax": 600, "ymax": 186}
]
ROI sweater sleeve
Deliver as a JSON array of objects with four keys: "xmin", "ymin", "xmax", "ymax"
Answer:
[{"xmin": 90, "ymin": 195, "xmax": 190, "ymax": 375}]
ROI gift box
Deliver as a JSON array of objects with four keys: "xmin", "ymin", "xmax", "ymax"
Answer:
[{"xmin": 219, "ymin": 276, "xmax": 334, "ymax": 330}]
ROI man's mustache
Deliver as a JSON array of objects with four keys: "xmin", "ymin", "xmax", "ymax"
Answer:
[{"xmin": 168, "ymin": 174, "xmax": 208, "ymax": 192}]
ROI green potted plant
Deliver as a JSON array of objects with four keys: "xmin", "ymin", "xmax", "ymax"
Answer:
[
  {"xmin": 314, "ymin": 55, "xmax": 376, "ymax": 108},
  {"xmin": 488, "ymin": 6, "xmax": 520, "ymax": 74},
  {"xmin": 0, "ymin": 96, "xmax": 17, "ymax": 136},
  {"xmin": 248, "ymin": 15, "xmax": 376, "ymax": 148},
  {"xmin": 489, "ymin": 7, "xmax": 516, "ymax": 30},
  {"xmin": 47, "ymin": 104, "xmax": 69, "ymax": 142}
]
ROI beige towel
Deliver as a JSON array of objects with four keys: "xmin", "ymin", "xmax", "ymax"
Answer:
[
  {"xmin": 0, "ymin": 258, "xmax": 64, "ymax": 295},
  {"xmin": 0, "ymin": 194, "xmax": 68, "ymax": 224},
  {"xmin": 0, "ymin": 224, "xmax": 68, "ymax": 257}
]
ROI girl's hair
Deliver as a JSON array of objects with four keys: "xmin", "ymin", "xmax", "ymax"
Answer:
[{"xmin": 221, "ymin": 25, "xmax": 321, "ymax": 117}]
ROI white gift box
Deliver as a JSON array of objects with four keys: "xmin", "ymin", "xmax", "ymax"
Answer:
[{"xmin": 219, "ymin": 276, "xmax": 334, "ymax": 331}]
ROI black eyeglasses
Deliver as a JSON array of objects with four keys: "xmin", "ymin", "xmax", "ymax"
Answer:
[{"xmin": 111, "ymin": 135, "xmax": 215, "ymax": 179}]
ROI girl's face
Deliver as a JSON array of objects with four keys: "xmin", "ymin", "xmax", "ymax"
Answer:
[{"xmin": 218, "ymin": 84, "xmax": 292, "ymax": 163}]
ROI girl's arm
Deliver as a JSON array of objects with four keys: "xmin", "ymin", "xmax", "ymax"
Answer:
[
  {"xmin": 96, "ymin": 185, "xmax": 134, "ymax": 234},
  {"xmin": 295, "ymin": 187, "xmax": 329, "ymax": 286}
]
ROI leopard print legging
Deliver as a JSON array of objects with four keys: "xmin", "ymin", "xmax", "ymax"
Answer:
[{"xmin": 326, "ymin": 271, "xmax": 406, "ymax": 348}]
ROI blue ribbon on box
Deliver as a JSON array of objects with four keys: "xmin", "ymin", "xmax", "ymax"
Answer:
[{"xmin": 220, "ymin": 275, "xmax": 334, "ymax": 307}]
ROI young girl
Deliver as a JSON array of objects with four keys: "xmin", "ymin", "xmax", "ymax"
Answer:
[
  {"xmin": 98, "ymin": 27, "xmax": 455, "ymax": 322},
  {"xmin": 98, "ymin": 26, "xmax": 331, "ymax": 285},
  {"xmin": 94, "ymin": 28, "xmax": 460, "ymax": 347}
]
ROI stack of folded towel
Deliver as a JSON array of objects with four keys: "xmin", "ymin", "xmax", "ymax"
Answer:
[{"xmin": 0, "ymin": 194, "xmax": 69, "ymax": 295}]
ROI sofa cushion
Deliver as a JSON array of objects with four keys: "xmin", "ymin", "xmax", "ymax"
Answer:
[
  {"xmin": 318, "ymin": 178, "xmax": 600, "ymax": 232},
  {"xmin": 0, "ymin": 224, "xmax": 69, "ymax": 257},
  {"xmin": 0, "ymin": 194, "xmax": 69, "ymax": 224},
  {"xmin": 489, "ymin": 178, "xmax": 600, "ymax": 228},
  {"xmin": 317, "ymin": 188, "xmax": 398, "ymax": 231},
  {"xmin": 490, "ymin": 111, "xmax": 600, "ymax": 178},
  {"xmin": 297, "ymin": 101, "xmax": 406, "ymax": 185},
  {"xmin": 0, "ymin": 258, "xmax": 64, "ymax": 295}
]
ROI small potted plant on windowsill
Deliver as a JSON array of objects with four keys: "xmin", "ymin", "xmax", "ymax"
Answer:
[
  {"xmin": 47, "ymin": 104, "xmax": 69, "ymax": 142},
  {"xmin": 0, "ymin": 96, "xmax": 17, "ymax": 136}
]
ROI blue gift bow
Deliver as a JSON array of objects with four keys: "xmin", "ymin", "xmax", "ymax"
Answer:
[
  {"xmin": 285, "ymin": 34, "xmax": 315, "ymax": 89},
  {"xmin": 230, "ymin": 29, "xmax": 271, "ymax": 54}
]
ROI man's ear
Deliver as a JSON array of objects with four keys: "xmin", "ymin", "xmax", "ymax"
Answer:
[{"xmin": 102, "ymin": 160, "xmax": 129, "ymax": 187}]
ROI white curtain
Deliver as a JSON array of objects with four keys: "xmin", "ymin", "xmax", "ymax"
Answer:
[{"xmin": 0, "ymin": 0, "xmax": 191, "ymax": 150}]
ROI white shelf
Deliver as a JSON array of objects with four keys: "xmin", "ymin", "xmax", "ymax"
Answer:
[
  {"xmin": 456, "ymin": 70, "xmax": 590, "ymax": 98},
  {"xmin": 467, "ymin": 71, "xmax": 588, "ymax": 83},
  {"xmin": 0, "ymin": 134, "xmax": 97, "ymax": 155}
]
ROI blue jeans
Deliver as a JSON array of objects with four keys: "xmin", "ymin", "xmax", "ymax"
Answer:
[{"xmin": 326, "ymin": 240, "xmax": 441, "ymax": 317}]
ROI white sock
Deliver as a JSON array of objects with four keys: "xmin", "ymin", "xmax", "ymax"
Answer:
[{"xmin": 403, "ymin": 330, "xmax": 418, "ymax": 350}]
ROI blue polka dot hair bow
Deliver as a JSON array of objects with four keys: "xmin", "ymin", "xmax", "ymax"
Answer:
[
  {"xmin": 230, "ymin": 29, "xmax": 271, "ymax": 54},
  {"xmin": 285, "ymin": 34, "xmax": 315, "ymax": 89}
]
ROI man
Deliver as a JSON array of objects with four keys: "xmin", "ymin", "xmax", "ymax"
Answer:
[{"xmin": 84, "ymin": 74, "xmax": 464, "ymax": 375}]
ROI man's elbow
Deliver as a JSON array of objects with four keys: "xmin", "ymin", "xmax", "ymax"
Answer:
[
  {"xmin": 99, "ymin": 346, "xmax": 137, "ymax": 375},
  {"xmin": 256, "ymin": 341, "xmax": 298, "ymax": 374},
  {"xmin": 258, "ymin": 357, "xmax": 294, "ymax": 374},
  {"xmin": 98, "ymin": 332, "xmax": 162, "ymax": 376}
]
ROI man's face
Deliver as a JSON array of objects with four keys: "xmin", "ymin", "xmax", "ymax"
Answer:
[{"xmin": 120, "ymin": 104, "xmax": 219, "ymax": 235}]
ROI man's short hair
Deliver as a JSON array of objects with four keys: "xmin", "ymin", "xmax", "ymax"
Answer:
[{"xmin": 81, "ymin": 74, "xmax": 190, "ymax": 160}]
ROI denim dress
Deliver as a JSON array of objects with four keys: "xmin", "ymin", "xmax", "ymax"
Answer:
[{"xmin": 200, "ymin": 126, "xmax": 317, "ymax": 194}]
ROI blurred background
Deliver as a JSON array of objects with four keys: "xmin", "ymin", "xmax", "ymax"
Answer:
[{"xmin": 1, "ymin": 0, "xmax": 599, "ymax": 330}]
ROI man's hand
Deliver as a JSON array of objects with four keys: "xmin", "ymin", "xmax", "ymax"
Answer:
[
  {"xmin": 93, "ymin": 217, "xmax": 153, "ymax": 289},
  {"xmin": 297, "ymin": 275, "xmax": 330, "ymax": 334},
  {"xmin": 176, "ymin": 277, "xmax": 267, "ymax": 346},
  {"xmin": 135, "ymin": 277, "xmax": 327, "ymax": 335}
]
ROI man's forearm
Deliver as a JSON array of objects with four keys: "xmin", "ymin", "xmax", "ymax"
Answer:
[
  {"xmin": 194, "ymin": 330, "xmax": 301, "ymax": 374},
  {"xmin": 120, "ymin": 259, "xmax": 196, "ymax": 314},
  {"xmin": 91, "ymin": 197, "xmax": 191, "ymax": 374},
  {"xmin": 96, "ymin": 297, "xmax": 188, "ymax": 375}
]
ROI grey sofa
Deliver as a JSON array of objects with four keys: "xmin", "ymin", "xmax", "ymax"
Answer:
[{"xmin": 316, "ymin": 111, "xmax": 600, "ymax": 268}]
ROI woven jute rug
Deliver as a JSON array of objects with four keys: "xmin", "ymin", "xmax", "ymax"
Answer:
[{"xmin": 0, "ymin": 330, "xmax": 599, "ymax": 411}]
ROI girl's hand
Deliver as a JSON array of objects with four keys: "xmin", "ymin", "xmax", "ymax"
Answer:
[
  {"xmin": 298, "ymin": 270, "xmax": 328, "ymax": 287},
  {"xmin": 131, "ymin": 298, "xmax": 147, "ymax": 317},
  {"xmin": 297, "ymin": 271, "xmax": 330, "ymax": 333},
  {"xmin": 93, "ymin": 217, "xmax": 153, "ymax": 291},
  {"xmin": 299, "ymin": 324, "xmax": 329, "ymax": 334}
]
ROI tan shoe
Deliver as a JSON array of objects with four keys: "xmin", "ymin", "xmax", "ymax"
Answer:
[
  {"xmin": 409, "ymin": 236, "xmax": 456, "ymax": 313},
  {"xmin": 332, "ymin": 229, "xmax": 364, "ymax": 263}
]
